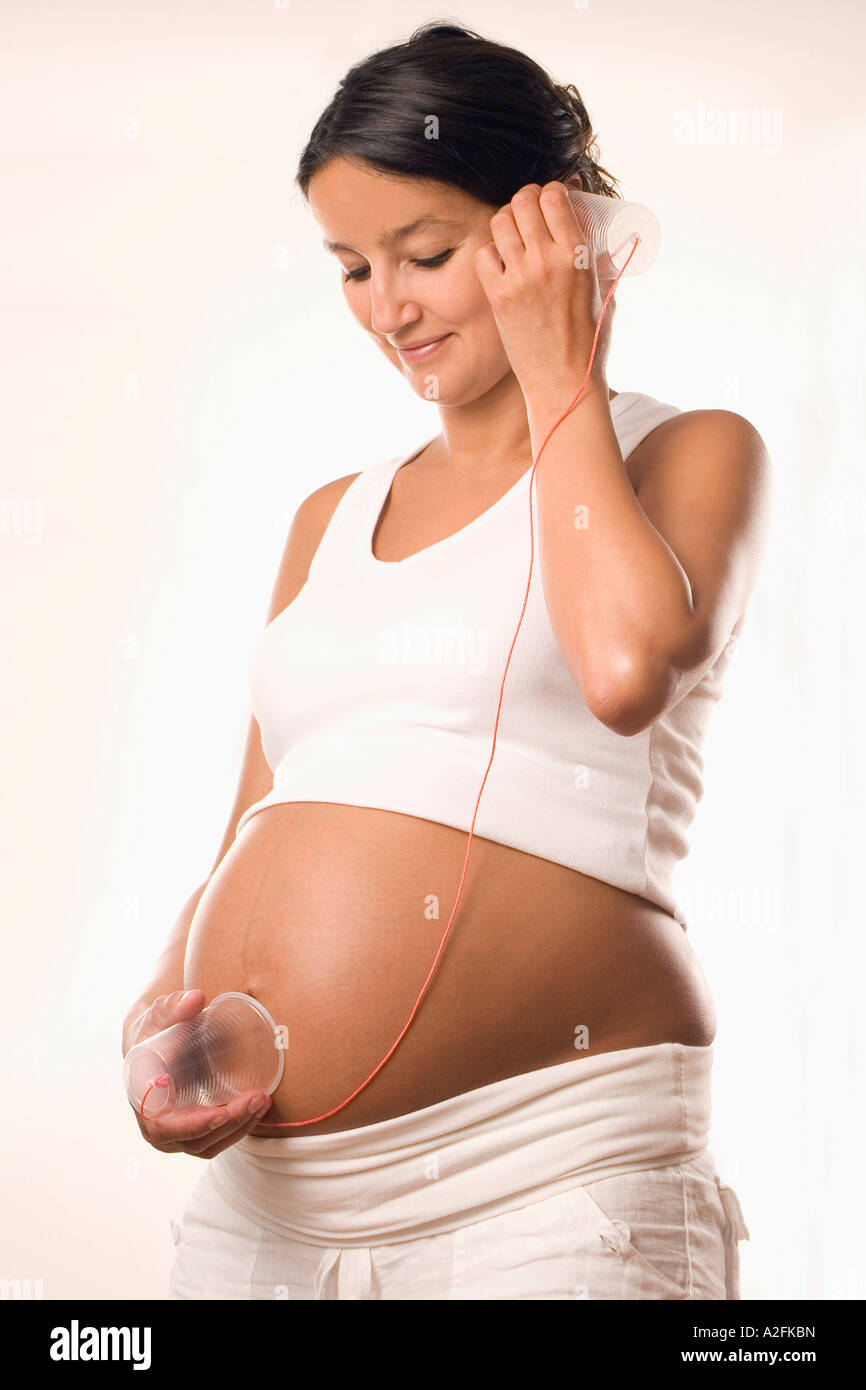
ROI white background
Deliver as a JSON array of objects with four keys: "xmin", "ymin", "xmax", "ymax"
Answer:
[{"xmin": 1, "ymin": 0, "xmax": 863, "ymax": 1300}]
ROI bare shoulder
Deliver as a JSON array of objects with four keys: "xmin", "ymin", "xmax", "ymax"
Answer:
[
  {"xmin": 654, "ymin": 406, "xmax": 770, "ymax": 453},
  {"xmin": 296, "ymin": 470, "xmax": 364, "ymax": 527},
  {"xmin": 631, "ymin": 406, "xmax": 771, "ymax": 469},
  {"xmin": 627, "ymin": 406, "xmax": 772, "ymax": 495},
  {"xmin": 266, "ymin": 470, "xmax": 362, "ymax": 621}
]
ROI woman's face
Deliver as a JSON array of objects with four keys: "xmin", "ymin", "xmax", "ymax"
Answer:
[{"xmin": 307, "ymin": 157, "xmax": 514, "ymax": 406}]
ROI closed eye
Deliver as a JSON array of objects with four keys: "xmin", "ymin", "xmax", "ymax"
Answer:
[{"xmin": 342, "ymin": 249, "xmax": 455, "ymax": 283}]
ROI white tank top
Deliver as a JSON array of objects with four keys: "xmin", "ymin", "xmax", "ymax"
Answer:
[{"xmin": 236, "ymin": 391, "xmax": 744, "ymax": 923}]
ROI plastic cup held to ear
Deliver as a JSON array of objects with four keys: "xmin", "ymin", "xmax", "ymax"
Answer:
[{"xmin": 565, "ymin": 185, "xmax": 660, "ymax": 279}]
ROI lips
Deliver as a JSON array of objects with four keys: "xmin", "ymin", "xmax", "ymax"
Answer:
[
  {"xmin": 399, "ymin": 334, "xmax": 448, "ymax": 350},
  {"xmin": 395, "ymin": 333, "xmax": 452, "ymax": 362}
]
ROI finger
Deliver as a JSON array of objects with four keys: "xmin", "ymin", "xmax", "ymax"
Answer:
[
  {"xmin": 136, "ymin": 988, "xmax": 207, "ymax": 1048},
  {"xmin": 182, "ymin": 1092, "xmax": 271, "ymax": 1153},
  {"xmin": 488, "ymin": 206, "xmax": 525, "ymax": 266},
  {"xmin": 172, "ymin": 988, "xmax": 206, "ymax": 1019},
  {"xmin": 509, "ymin": 184, "xmax": 552, "ymax": 251},
  {"xmin": 140, "ymin": 1089, "xmax": 265, "ymax": 1147},
  {"xmin": 141, "ymin": 990, "xmax": 193, "ymax": 1035},
  {"xmin": 473, "ymin": 241, "xmax": 506, "ymax": 295},
  {"xmin": 545, "ymin": 180, "xmax": 601, "ymax": 284},
  {"xmin": 132, "ymin": 1106, "xmax": 157, "ymax": 1145},
  {"xmin": 537, "ymin": 181, "xmax": 584, "ymax": 250},
  {"xmin": 192, "ymin": 1099, "xmax": 275, "ymax": 1159},
  {"xmin": 131, "ymin": 1105, "xmax": 182, "ymax": 1153}
]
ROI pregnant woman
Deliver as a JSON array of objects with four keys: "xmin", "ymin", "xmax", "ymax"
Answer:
[{"xmin": 122, "ymin": 21, "xmax": 770, "ymax": 1300}]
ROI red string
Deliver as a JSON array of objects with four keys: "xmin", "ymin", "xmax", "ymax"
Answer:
[
  {"xmin": 259, "ymin": 236, "xmax": 642, "ymax": 1128},
  {"xmin": 139, "ymin": 1073, "xmax": 170, "ymax": 1121}
]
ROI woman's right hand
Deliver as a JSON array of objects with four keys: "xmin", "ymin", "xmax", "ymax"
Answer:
[{"xmin": 123, "ymin": 989, "xmax": 273, "ymax": 1158}]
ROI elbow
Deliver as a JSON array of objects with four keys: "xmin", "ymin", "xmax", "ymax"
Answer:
[
  {"xmin": 583, "ymin": 651, "xmax": 663, "ymax": 737},
  {"xmin": 589, "ymin": 693, "xmax": 658, "ymax": 738},
  {"xmin": 579, "ymin": 619, "xmax": 716, "ymax": 736}
]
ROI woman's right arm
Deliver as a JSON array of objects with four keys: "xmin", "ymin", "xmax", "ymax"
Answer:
[{"xmin": 122, "ymin": 470, "xmax": 360, "ymax": 1154}]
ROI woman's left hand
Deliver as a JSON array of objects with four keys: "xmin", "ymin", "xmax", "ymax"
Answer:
[{"xmin": 473, "ymin": 180, "xmax": 616, "ymax": 404}]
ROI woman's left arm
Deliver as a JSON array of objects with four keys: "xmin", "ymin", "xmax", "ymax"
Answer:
[
  {"xmin": 474, "ymin": 180, "xmax": 773, "ymax": 737},
  {"xmin": 525, "ymin": 389, "xmax": 773, "ymax": 736}
]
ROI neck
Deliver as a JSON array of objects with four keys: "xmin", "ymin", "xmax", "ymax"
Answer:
[{"xmin": 432, "ymin": 372, "xmax": 616, "ymax": 480}]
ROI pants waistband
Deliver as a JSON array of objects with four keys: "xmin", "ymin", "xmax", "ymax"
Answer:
[{"xmin": 208, "ymin": 1041, "xmax": 713, "ymax": 1247}]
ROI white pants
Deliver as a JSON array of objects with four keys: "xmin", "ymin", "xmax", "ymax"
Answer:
[{"xmin": 168, "ymin": 1041, "xmax": 749, "ymax": 1300}]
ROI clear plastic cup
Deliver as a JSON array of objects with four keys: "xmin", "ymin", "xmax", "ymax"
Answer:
[
  {"xmin": 123, "ymin": 991, "xmax": 284, "ymax": 1119},
  {"xmin": 565, "ymin": 184, "xmax": 660, "ymax": 279}
]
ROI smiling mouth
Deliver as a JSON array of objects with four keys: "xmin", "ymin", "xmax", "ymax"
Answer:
[{"xmin": 395, "ymin": 333, "xmax": 453, "ymax": 360}]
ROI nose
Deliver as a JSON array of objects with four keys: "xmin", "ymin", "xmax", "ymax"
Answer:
[{"xmin": 367, "ymin": 268, "xmax": 420, "ymax": 341}]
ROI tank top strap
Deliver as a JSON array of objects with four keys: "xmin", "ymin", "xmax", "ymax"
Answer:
[
  {"xmin": 614, "ymin": 391, "xmax": 683, "ymax": 459},
  {"xmin": 304, "ymin": 453, "xmax": 404, "ymax": 582}
]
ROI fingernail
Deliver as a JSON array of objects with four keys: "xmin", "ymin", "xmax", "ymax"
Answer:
[{"xmin": 248, "ymin": 1095, "xmax": 265, "ymax": 1113}]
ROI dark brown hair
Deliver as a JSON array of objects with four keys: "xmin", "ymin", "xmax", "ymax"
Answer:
[{"xmin": 296, "ymin": 19, "xmax": 621, "ymax": 208}]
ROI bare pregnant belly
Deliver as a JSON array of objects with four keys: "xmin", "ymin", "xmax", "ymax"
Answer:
[{"xmin": 182, "ymin": 802, "xmax": 717, "ymax": 1136}]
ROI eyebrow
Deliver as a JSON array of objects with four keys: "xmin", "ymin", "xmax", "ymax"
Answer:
[{"xmin": 322, "ymin": 216, "xmax": 464, "ymax": 255}]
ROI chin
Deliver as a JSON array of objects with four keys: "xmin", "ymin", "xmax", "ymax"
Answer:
[
  {"xmin": 404, "ymin": 379, "xmax": 477, "ymax": 407},
  {"xmin": 397, "ymin": 359, "xmax": 508, "ymax": 406}
]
